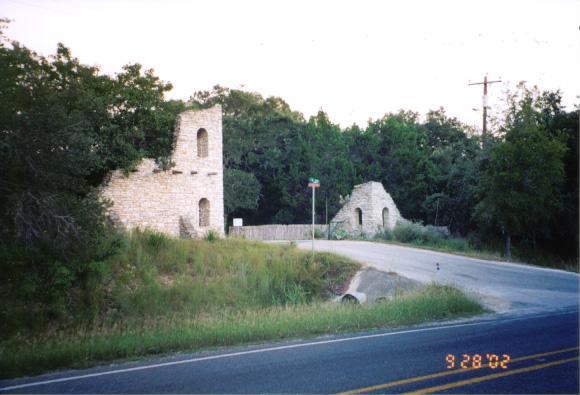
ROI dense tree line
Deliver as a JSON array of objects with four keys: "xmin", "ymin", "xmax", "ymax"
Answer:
[
  {"xmin": 0, "ymin": 26, "xmax": 577, "ymax": 323},
  {"xmin": 194, "ymin": 86, "xmax": 577, "ymax": 263}
]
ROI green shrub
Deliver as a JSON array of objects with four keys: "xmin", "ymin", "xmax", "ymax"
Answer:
[
  {"xmin": 425, "ymin": 225, "xmax": 450, "ymax": 239},
  {"xmin": 203, "ymin": 229, "xmax": 219, "ymax": 242},
  {"xmin": 332, "ymin": 228, "xmax": 349, "ymax": 240},
  {"xmin": 145, "ymin": 231, "xmax": 170, "ymax": 251},
  {"xmin": 314, "ymin": 228, "xmax": 326, "ymax": 239},
  {"xmin": 374, "ymin": 228, "xmax": 393, "ymax": 241},
  {"xmin": 357, "ymin": 231, "xmax": 370, "ymax": 240},
  {"xmin": 393, "ymin": 222, "xmax": 425, "ymax": 243},
  {"xmin": 392, "ymin": 222, "xmax": 444, "ymax": 245},
  {"xmin": 422, "ymin": 228, "xmax": 443, "ymax": 244},
  {"xmin": 445, "ymin": 238, "xmax": 469, "ymax": 251}
]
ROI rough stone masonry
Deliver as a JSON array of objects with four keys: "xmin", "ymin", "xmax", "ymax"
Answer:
[
  {"xmin": 331, "ymin": 181, "xmax": 404, "ymax": 237},
  {"xmin": 100, "ymin": 105, "xmax": 225, "ymax": 238}
]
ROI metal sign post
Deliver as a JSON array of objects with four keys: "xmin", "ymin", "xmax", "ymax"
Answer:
[
  {"xmin": 308, "ymin": 177, "xmax": 320, "ymax": 257},
  {"xmin": 325, "ymin": 192, "xmax": 329, "ymax": 240}
]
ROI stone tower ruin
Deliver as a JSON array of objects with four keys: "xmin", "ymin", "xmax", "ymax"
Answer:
[
  {"xmin": 101, "ymin": 105, "xmax": 225, "ymax": 238},
  {"xmin": 331, "ymin": 181, "xmax": 403, "ymax": 237}
]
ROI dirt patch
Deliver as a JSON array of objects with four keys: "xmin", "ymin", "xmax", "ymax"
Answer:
[
  {"xmin": 159, "ymin": 274, "xmax": 175, "ymax": 287},
  {"xmin": 469, "ymin": 292, "xmax": 511, "ymax": 313}
]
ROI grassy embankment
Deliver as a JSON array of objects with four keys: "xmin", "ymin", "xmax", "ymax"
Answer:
[{"xmin": 0, "ymin": 230, "xmax": 483, "ymax": 379}]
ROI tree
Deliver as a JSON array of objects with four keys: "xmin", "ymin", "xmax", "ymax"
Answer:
[
  {"xmin": 0, "ymin": 26, "xmax": 180, "ymax": 313},
  {"xmin": 356, "ymin": 111, "xmax": 436, "ymax": 221},
  {"xmin": 223, "ymin": 168, "xmax": 261, "ymax": 223},
  {"xmin": 536, "ymin": 92, "xmax": 579, "ymax": 259},
  {"xmin": 474, "ymin": 87, "xmax": 567, "ymax": 258},
  {"xmin": 422, "ymin": 109, "xmax": 481, "ymax": 234}
]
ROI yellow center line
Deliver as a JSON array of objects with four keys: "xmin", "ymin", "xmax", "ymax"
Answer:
[
  {"xmin": 336, "ymin": 346, "xmax": 579, "ymax": 395},
  {"xmin": 406, "ymin": 356, "xmax": 579, "ymax": 395}
]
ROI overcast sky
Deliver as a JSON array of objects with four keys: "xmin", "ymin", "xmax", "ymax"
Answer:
[{"xmin": 2, "ymin": 0, "xmax": 579, "ymax": 129}]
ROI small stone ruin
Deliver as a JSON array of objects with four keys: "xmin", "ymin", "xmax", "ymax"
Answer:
[{"xmin": 331, "ymin": 181, "xmax": 404, "ymax": 237}]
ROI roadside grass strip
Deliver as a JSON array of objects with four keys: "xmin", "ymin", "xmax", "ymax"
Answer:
[
  {"xmin": 338, "ymin": 346, "xmax": 579, "ymax": 395},
  {"xmin": 0, "ymin": 284, "xmax": 482, "ymax": 379}
]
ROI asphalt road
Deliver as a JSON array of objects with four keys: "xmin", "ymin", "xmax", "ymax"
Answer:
[
  {"xmin": 1, "ymin": 309, "xmax": 578, "ymax": 394},
  {"xmin": 296, "ymin": 240, "xmax": 579, "ymax": 313}
]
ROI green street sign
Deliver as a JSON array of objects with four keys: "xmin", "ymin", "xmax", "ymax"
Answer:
[{"xmin": 308, "ymin": 177, "xmax": 320, "ymax": 184}]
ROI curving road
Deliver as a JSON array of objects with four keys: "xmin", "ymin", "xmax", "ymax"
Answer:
[{"xmin": 296, "ymin": 240, "xmax": 579, "ymax": 313}]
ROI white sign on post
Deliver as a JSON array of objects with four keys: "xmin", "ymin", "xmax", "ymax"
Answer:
[{"xmin": 233, "ymin": 218, "xmax": 243, "ymax": 227}]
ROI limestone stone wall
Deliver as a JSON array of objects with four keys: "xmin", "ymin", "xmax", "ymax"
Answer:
[
  {"xmin": 229, "ymin": 224, "xmax": 328, "ymax": 240},
  {"xmin": 100, "ymin": 105, "xmax": 224, "ymax": 238},
  {"xmin": 331, "ymin": 181, "xmax": 403, "ymax": 236}
]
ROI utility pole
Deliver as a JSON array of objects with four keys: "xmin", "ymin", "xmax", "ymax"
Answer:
[{"xmin": 469, "ymin": 75, "xmax": 501, "ymax": 147}]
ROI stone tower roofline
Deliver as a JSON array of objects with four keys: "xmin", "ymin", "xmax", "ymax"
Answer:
[
  {"xmin": 352, "ymin": 181, "xmax": 384, "ymax": 192},
  {"xmin": 170, "ymin": 104, "xmax": 222, "ymax": 171},
  {"xmin": 342, "ymin": 181, "xmax": 387, "ymax": 202}
]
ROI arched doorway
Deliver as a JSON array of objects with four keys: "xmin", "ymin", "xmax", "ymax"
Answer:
[
  {"xmin": 199, "ymin": 198, "xmax": 210, "ymax": 227},
  {"xmin": 197, "ymin": 128, "xmax": 208, "ymax": 158},
  {"xmin": 354, "ymin": 208, "xmax": 363, "ymax": 230},
  {"xmin": 382, "ymin": 207, "xmax": 389, "ymax": 228}
]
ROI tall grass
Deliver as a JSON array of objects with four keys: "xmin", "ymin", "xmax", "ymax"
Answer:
[
  {"xmin": 0, "ymin": 230, "xmax": 358, "ymax": 348},
  {"xmin": 0, "ymin": 284, "xmax": 483, "ymax": 379},
  {"xmin": 90, "ymin": 230, "xmax": 360, "ymax": 324}
]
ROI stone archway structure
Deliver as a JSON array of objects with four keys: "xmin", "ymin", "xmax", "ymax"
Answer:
[{"xmin": 331, "ymin": 181, "xmax": 404, "ymax": 237}]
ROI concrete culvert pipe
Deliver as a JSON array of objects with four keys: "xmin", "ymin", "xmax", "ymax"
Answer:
[{"xmin": 341, "ymin": 292, "xmax": 367, "ymax": 304}]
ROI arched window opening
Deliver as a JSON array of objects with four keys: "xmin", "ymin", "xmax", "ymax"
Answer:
[
  {"xmin": 197, "ymin": 128, "xmax": 208, "ymax": 158},
  {"xmin": 382, "ymin": 207, "xmax": 389, "ymax": 228},
  {"xmin": 199, "ymin": 198, "xmax": 210, "ymax": 227},
  {"xmin": 355, "ymin": 208, "xmax": 363, "ymax": 227}
]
